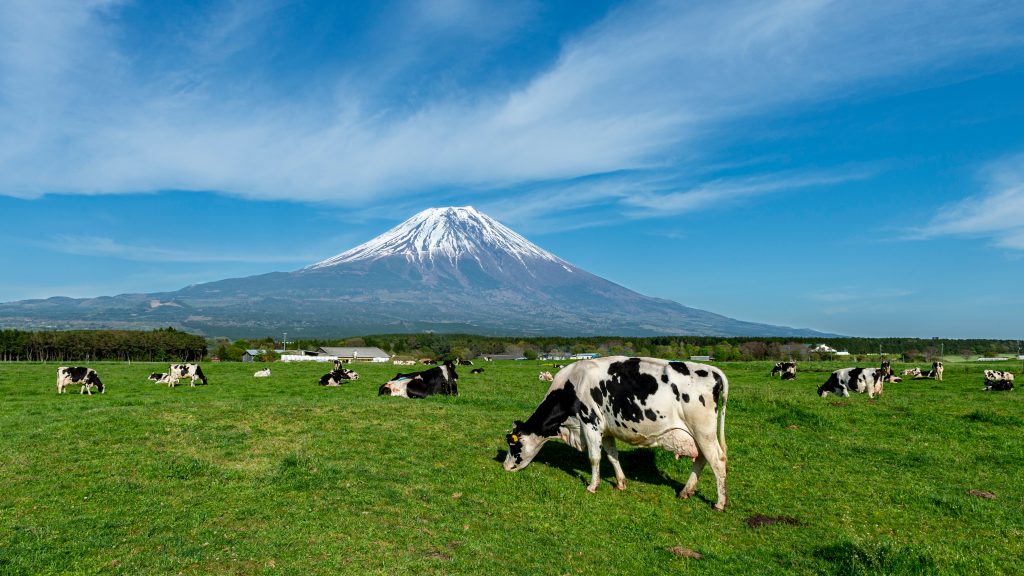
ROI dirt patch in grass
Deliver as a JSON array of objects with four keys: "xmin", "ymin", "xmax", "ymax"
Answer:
[
  {"xmin": 745, "ymin": 515, "xmax": 801, "ymax": 528},
  {"xmin": 666, "ymin": 545, "xmax": 703, "ymax": 559},
  {"xmin": 967, "ymin": 489, "xmax": 995, "ymax": 499}
]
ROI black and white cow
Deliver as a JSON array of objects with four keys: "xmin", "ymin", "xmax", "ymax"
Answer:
[
  {"xmin": 253, "ymin": 368, "xmax": 271, "ymax": 378},
  {"xmin": 503, "ymin": 356, "xmax": 729, "ymax": 510},
  {"xmin": 984, "ymin": 370, "xmax": 1015, "ymax": 391},
  {"xmin": 470, "ymin": 368, "xmax": 485, "ymax": 374},
  {"xmin": 378, "ymin": 362, "xmax": 458, "ymax": 398},
  {"xmin": 931, "ymin": 361, "xmax": 944, "ymax": 381},
  {"xmin": 319, "ymin": 367, "xmax": 359, "ymax": 386},
  {"xmin": 167, "ymin": 363, "xmax": 208, "ymax": 387},
  {"xmin": 457, "ymin": 359, "xmax": 474, "ymax": 366},
  {"xmin": 57, "ymin": 366, "xmax": 104, "ymax": 394},
  {"xmin": 817, "ymin": 363, "xmax": 888, "ymax": 398},
  {"xmin": 770, "ymin": 361, "xmax": 797, "ymax": 380},
  {"xmin": 901, "ymin": 367, "xmax": 922, "ymax": 377},
  {"xmin": 147, "ymin": 372, "xmax": 170, "ymax": 383}
]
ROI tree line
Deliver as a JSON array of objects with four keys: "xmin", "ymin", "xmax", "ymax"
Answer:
[
  {"xmin": 0, "ymin": 328, "xmax": 207, "ymax": 362},
  {"xmin": 275, "ymin": 333, "xmax": 1021, "ymax": 363}
]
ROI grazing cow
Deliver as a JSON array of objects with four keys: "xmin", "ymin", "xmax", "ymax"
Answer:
[
  {"xmin": 470, "ymin": 368, "xmax": 485, "ymax": 374},
  {"xmin": 378, "ymin": 362, "xmax": 458, "ymax": 398},
  {"xmin": 254, "ymin": 368, "xmax": 271, "ymax": 378},
  {"xmin": 57, "ymin": 366, "xmax": 105, "ymax": 395},
  {"xmin": 901, "ymin": 367, "xmax": 922, "ymax": 377},
  {"xmin": 167, "ymin": 364, "xmax": 208, "ymax": 387},
  {"xmin": 770, "ymin": 361, "xmax": 797, "ymax": 380},
  {"xmin": 818, "ymin": 363, "xmax": 888, "ymax": 398},
  {"xmin": 503, "ymin": 357, "xmax": 729, "ymax": 510},
  {"xmin": 457, "ymin": 359, "xmax": 474, "ymax": 366},
  {"xmin": 984, "ymin": 370, "xmax": 1015, "ymax": 391},
  {"xmin": 539, "ymin": 371, "xmax": 554, "ymax": 382},
  {"xmin": 147, "ymin": 372, "xmax": 170, "ymax": 383},
  {"xmin": 319, "ymin": 367, "xmax": 359, "ymax": 386}
]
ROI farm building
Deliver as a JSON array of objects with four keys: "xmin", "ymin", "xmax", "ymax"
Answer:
[
  {"xmin": 570, "ymin": 353, "xmax": 600, "ymax": 360},
  {"xmin": 242, "ymin": 349, "xmax": 267, "ymax": 363},
  {"xmin": 317, "ymin": 347, "xmax": 391, "ymax": 363}
]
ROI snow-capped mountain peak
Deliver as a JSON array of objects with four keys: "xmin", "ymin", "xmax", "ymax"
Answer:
[{"xmin": 307, "ymin": 206, "xmax": 567, "ymax": 269}]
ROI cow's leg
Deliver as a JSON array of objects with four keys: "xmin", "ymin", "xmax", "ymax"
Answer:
[
  {"xmin": 584, "ymin": 431, "xmax": 604, "ymax": 493},
  {"xmin": 601, "ymin": 436, "xmax": 626, "ymax": 490},
  {"xmin": 691, "ymin": 431, "xmax": 727, "ymax": 511},
  {"xmin": 679, "ymin": 454, "xmax": 706, "ymax": 500}
]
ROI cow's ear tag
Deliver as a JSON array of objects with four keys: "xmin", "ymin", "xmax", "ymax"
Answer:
[{"xmin": 510, "ymin": 434, "xmax": 519, "ymax": 444}]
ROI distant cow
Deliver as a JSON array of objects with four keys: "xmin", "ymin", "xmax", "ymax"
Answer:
[
  {"xmin": 148, "ymin": 372, "xmax": 170, "ymax": 383},
  {"xmin": 393, "ymin": 360, "xmax": 416, "ymax": 366},
  {"xmin": 931, "ymin": 362, "xmax": 944, "ymax": 381},
  {"xmin": 503, "ymin": 357, "xmax": 729, "ymax": 510},
  {"xmin": 57, "ymin": 366, "xmax": 104, "ymax": 395},
  {"xmin": 457, "ymin": 359, "xmax": 474, "ymax": 366},
  {"xmin": 332, "ymin": 359, "xmax": 352, "ymax": 370},
  {"xmin": 319, "ymin": 367, "xmax": 359, "ymax": 386},
  {"xmin": 378, "ymin": 362, "xmax": 458, "ymax": 398},
  {"xmin": 539, "ymin": 371, "xmax": 553, "ymax": 382},
  {"xmin": 818, "ymin": 364, "xmax": 887, "ymax": 398},
  {"xmin": 470, "ymin": 368, "xmax": 485, "ymax": 374},
  {"xmin": 167, "ymin": 364, "xmax": 208, "ymax": 387},
  {"xmin": 421, "ymin": 359, "xmax": 437, "ymax": 365},
  {"xmin": 901, "ymin": 367, "xmax": 922, "ymax": 377},
  {"xmin": 984, "ymin": 370, "xmax": 1015, "ymax": 391},
  {"xmin": 770, "ymin": 361, "xmax": 797, "ymax": 380},
  {"xmin": 254, "ymin": 368, "xmax": 271, "ymax": 378}
]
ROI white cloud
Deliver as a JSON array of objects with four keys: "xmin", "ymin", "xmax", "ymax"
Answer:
[
  {"xmin": 1, "ymin": 0, "xmax": 1022, "ymax": 209},
  {"xmin": 37, "ymin": 235, "xmax": 321, "ymax": 264},
  {"xmin": 923, "ymin": 154, "xmax": 1024, "ymax": 249}
]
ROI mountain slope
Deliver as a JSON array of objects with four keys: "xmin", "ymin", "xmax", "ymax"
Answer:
[{"xmin": 0, "ymin": 207, "xmax": 831, "ymax": 338}]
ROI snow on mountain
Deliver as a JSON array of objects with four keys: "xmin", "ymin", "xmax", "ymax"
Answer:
[{"xmin": 307, "ymin": 206, "xmax": 567, "ymax": 270}]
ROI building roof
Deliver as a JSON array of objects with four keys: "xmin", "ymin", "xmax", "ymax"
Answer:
[
  {"xmin": 244, "ymin": 349, "xmax": 267, "ymax": 356},
  {"xmin": 317, "ymin": 347, "xmax": 390, "ymax": 359}
]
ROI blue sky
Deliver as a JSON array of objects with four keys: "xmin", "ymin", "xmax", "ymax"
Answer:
[{"xmin": 2, "ymin": 0, "xmax": 1024, "ymax": 339}]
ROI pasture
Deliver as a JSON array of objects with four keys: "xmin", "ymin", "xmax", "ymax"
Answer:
[{"xmin": 0, "ymin": 360, "xmax": 1021, "ymax": 575}]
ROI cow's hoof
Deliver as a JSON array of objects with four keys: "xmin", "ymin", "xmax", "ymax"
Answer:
[
  {"xmin": 712, "ymin": 503, "xmax": 725, "ymax": 512},
  {"xmin": 678, "ymin": 490, "xmax": 693, "ymax": 500},
  {"xmin": 586, "ymin": 485, "xmax": 598, "ymax": 494},
  {"xmin": 615, "ymin": 481, "xmax": 626, "ymax": 491}
]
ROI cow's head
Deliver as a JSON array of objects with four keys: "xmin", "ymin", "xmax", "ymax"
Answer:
[
  {"xmin": 88, "ymin": 372, "xmax": 105, "ymax": 394},
  {"xmin": 502, "ymin": 421, "xmax": 548, "ymax": 472},
  {"xmin": 880, "ymin": 361, "xmax": 892, "ymax": 377}
]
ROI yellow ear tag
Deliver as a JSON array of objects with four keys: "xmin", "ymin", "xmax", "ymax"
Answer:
[{"xmin": 510, "ymin": 435, "xmax": 519, "ymax": 443}]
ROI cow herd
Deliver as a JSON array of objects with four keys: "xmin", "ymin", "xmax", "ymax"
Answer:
[{"xmin": 50, "ymin": 355, "xmax": 1015, "ymax": 512}]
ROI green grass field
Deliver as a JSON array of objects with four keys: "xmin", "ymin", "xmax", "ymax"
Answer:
[{"xmin": 1, "ymin": 359, "xmax": 1021, "ymax": 575}]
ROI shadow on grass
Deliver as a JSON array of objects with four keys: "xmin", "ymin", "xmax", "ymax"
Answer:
[
  {"xmin": 492, "ymin": 443, "xmax": 689, "ymax": 496},
  {"xmin": 814, "ymin": 541, "xmax": 936, "ymax": 576}
]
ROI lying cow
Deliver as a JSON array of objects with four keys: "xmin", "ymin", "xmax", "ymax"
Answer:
[
  {"xmin": 901, "ymin": 367, "xmax": 922, "ymax": 377},
  {"xmin": 167, "ymin": 363, "xmax": 208, "ymax": 387},
  {"xmin": 393, "ymin": 360, "xmax": 416, "ymax": 366},
  {"xmin": 770, "ymin": 361, "xmax": 797, "ymax": 380},
  {"xmin": 470, "ymin": 368, "xmax": 485, "ymax": 374},
  {"xmin": 984, "ymin": 370, "xmax": 1015, "ymax": 391},
  {"xmin": 457, "ymin": 359, "xmax": 474, "ymax": 366},
  {"xmin": 254, "ymin": 368, "xmax": 271, "ymax": 378},
  {"xmin": 148, "ymin": 372, "xmax": 170, "ymax": 383},
  {"xmin": 378, "ymin": 362, "xmax": 458, "ymax": 398},
  {"xmin": 319, "ymin": 367, "xmax": 359, "ymax": 386},
  {"xmin": 57, "ymin": 366, "xmax": 105, "ymax": 394},
  {"xmin": 818, "ymin": 363, "xmax": 888, "ymax": 398},
  {"xmin": 539, "ymin": 371, "xmax": 553, "ymax": 382},
  {"xmin": 504, "ymin": 357, "xmax": 728, "ymax": 510}
]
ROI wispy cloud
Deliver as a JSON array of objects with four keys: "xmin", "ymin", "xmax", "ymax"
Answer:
[
  {"xmin": 1, "ymin": 0, "xmax": 1022, "ymax": 211},
  {"xmin": 38, "ymin": 235, "xmax": 321, "ymax": 264},
  {"xmin": 920, "ymin": 154, "xmax": 1024, "ymax": 250}
]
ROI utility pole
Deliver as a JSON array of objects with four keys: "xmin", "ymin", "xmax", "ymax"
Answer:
[{"xmin": 283, "ymin": 332, "xmax": 287, "ymax": 353}]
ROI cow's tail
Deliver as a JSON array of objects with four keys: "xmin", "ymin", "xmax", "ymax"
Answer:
[{"xmin": 717, "ymin": 370, "xmax": 728, "ymax": 456}]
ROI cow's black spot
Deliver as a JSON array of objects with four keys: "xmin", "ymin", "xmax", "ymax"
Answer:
[
  {"xmin": 671, "ymin": 383, "xmax": 680, "ymax": 401},
  {"xmin": 695, "ymin": 369, "xmax": 709, "ymax": 378},
  {"xmin": 589, "ymin": 387, "xmax": 604, "ymax": 406},
  {"xmin": 644, "ymin": 409, "xmax": 657, "ymax": 422},
  {"xmin": 698, "ymin": 395, "xmax": 705, "ymax": 406},
  {"xmin": 518, "ymin": 382, "xmax": 584, "ymax": 437},
  {"xmin": 603, "ymin": 358, "xmax": 660, "ymax": 424},
  {"xmin": 661, "ymin": 374, "xmax": 669, "ymax": 383},
  {"xmin": 682, "ymin": 393, "xmax": 690, "ymax": 403},
  {"xmin": 669, "ymin": 361, "xmax": 690, "ymax": 376}
]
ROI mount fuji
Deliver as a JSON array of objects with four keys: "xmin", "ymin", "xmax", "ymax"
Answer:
[{"xmin": 0, "ymin": 207, "xmax": 829, "ymax": 337}]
